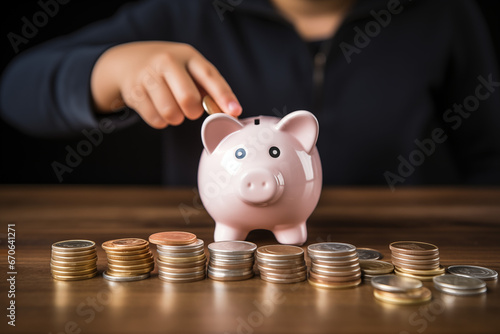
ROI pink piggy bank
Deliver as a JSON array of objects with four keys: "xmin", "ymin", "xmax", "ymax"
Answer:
[{"xmin": 198, "ymin": 110, "xmax": 322, "ymax": 245}]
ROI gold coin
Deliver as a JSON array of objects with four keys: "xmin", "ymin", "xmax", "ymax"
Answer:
[
  {"xmin": 51, "ymin": 258, "xmax": 97, "ymax": 267},
  {"xmin": 390, "ymin": 250, "xmax": 440, "ymax": 260},
  {"xmin": 106, "ymin": 251, "xmax": 153, "ymax": 261},
  {"xmin": 149, "ymin": 231, "xmax": 197, "ymax": 246},
  {"xmin": 51, "ymin": 267, "xmax": 97, "ymax": 276},
  {"xmin": 106, "ymin": 267, "xmax": 153, "ymax": 276},
  {"xmin": 208, "ymin": 272, "xmax": 254, "ymax": 281},
  {"xmin": 309, "ymin": 270, "xmax": 362, "ymax": 282},
  {"xmin": 107, "ymin": 261, "xmax": 154, "ymax": 271},
  {"xmin": 260, "ymin": 270, "xmax": 307, "ymax": 280},
  {"xmin": 102, "ymin": 238, "xmax": 149, "ymax": 251},
  {"xmin": 159, "ymin": 273, "xmax": 206, "ymax": 283},
  {"xmin": 51, "ymin": 248, "xmax": 97, "ymax": 257},
  {"xmin": 51, "ymin": 253, "xmax": 97, "ymax": 262},
  {"xmin": 389, "ymin": 241, "xmax": 439, "ymax": 256},
  {"xmin": 50, "ymin": 263, "xmax": 97, "ymax": 272},
  {"xmin": 107, "ymin": 257, "xmax": 154, "ymax": 266},
  {"xmin": 308, "ymin": 277, "xmax": 362, "ymax": 289},
  {"xmin": 52, "ymin": 240, "xmax": 96, "ymax": 252},
  {"xmin": 260, "ymin": 273, "xmax": 306, "ymax": 284},
  {"xmin": 395, "ymin": 265, "xmax": 445, "ymax": 276},
  {"xmin": 202, "ymin": 95, "xmax": 223, "ymax": 115},
  {"xmin": 391, "ymin": 253, "xmax": 440, "ymax": 265},
  {"xmin": 158, "ymin": 254, "xmax": 206, "ymax": 263},
  {"xmin": 394, "ymin": 269, "xmax": 444, "ymax": 281},
  {"xmin": 373, "ymin": 287, "xmax": 432, "ymax": 305},
  {"xmin": 359, "ymin": 260, "xmax": 394, "ymax": 275},
  {"xmin": 52, "ymin": 270, "xmax": 98, "ymax": 281},
  {"xmin": 391, "ymin": 259, "xmax": 440, "ymax": 271}
]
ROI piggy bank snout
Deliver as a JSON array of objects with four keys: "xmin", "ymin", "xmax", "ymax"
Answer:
[{"xmin": 238, "ymin": 169, "xmax": 283, "ymax": 205}]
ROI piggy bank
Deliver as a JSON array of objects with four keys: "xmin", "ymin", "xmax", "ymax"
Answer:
[{"xmin": 198, "ymin": 110, "xmax": 322, "ymax": 245}]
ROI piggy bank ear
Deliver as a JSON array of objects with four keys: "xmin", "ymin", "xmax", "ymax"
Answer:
[
  {"xmin": 275, "ymin": 110, "xmax": 319, "ymax": 153},
  {"xmin": 202, "ymin": 114, "xmax": 244, "ymax": 154}
]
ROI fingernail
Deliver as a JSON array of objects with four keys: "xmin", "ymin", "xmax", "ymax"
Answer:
[{"xmin": 228, "ymin": 101, "xmax": 242, "ymax": 116}]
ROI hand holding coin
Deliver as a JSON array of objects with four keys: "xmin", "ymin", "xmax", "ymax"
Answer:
[{"xmin": 202, "ymin": 95, "xmax": 225, "ymax": 115}]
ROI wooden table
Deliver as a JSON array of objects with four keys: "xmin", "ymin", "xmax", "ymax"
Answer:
[{"xmin": 1, "ymin": 186, "xmax": 499, "ymax": 334}]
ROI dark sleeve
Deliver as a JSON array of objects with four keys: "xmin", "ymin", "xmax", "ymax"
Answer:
[
  {"xmin": 0, "ymin": 0, "xmax": 177, "ymax": 138},
  {"xmin": 441, "ymin": 0, "xmax": 500, "ymax": 184}
]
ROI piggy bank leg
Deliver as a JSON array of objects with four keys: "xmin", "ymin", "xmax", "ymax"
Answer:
[
  {"xmin": 214, "ymin": 223, "xmax": 249, "ymax": 242},
  {"xmin": 272, "ymin": 222, "xmax": 307, "ymax": 246}
]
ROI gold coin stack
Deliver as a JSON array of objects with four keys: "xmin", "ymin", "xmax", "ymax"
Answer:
[
  {"xmin": 102, "ymin": 238, "xmax": 154, "ymax": 282},
  {"xmin": 149, "ymin": 231, "xmax": 206, "ymax": 283},
  {"xmin": 256, "ymin": 245, "xmax": 307, "ymax": 283},
  {"xmin": 371, "ymin": 275, "xmax": 432, "ymax": 305},
  {"xmin": 51, "ymin": 240, "xmax": 98, "ymax": 281},
  {"xmin": 208, "ymin": 241, "xmax": 256, "ymax": 281},
  {"xmin": 359, "ymin": 260, "xmax": 395, "ymax": 280},
  {"xmin": 307, "ymin": 242, "xmax": 362, "ymax": 289},
  {"xmin": 390, "ymin": 241, "xmax": 445, "ymax": 281}
]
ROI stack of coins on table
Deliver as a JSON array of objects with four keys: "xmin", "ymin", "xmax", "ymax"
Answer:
[
  {"xmin": 307, "ymin": 242, "xmax": 362, "ymax": 289},
  {"xmin": 149, "ymin": 231, "xmax": 206, "ymax": 283},
  {"xmin": 359, "ymin": 260, "xmax": 395, "ymax": 280},
  {"xmin": 102, "ymin": 238, "xmax": 154, "ymax": 282},
  {"xmin": 256, "ymin": 245, "xmax": 307, "ymax": 284},
  {"xmin": 51, "ymin": 240, "xmax": 98, "ymax": 281},
  {"xmin": 433, "ymin": 275, "xmax": 487, "ymax": 296},
  {"xmin": 357, "ymin": 248, "xmax": 383, "ymax": 260},
  {"xmin": 447, "ymin": 265, "xmax": 498, "ymax": 281},
  {"xmin": 371, "ymin": 275, "xmax": 432, "ymax": 305},
  {"xmin": 207, "ymin": 241, "xmax": 257, "ymax": 281},
  {"xmin": 390, "ymin": 241, "xmax": 445, "ymax": 281}
]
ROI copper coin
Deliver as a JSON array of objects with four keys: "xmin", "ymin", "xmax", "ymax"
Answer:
[
  {"xmin": 394, "ymin": 269, "xmax": 444, "ymax": 282},
  {"xmin": 394, "ymin": 265, "xmax": 445, "ymax": 276},
  {"xmin": 257, "ymin": 265, "xmax": 307, "ymax": 275},
  {"xmin": 202, "ymin": 95, "xmax": 223, "ymax": 115},
  {"xmin": 389, "ymin": 241, "xmax": 439, "ymax": 256},
  {"xmin": 391, "ymin": 254, "xmax": 440, "ymax": 265},
  {"xmin": 260, "ymin": 273, "xmax": 306, "ymax": 284},
  {"xmin": 208, "ymin": 272, "xmax": 254, "ymax": 281},
  {"xmin": 104, "ymin": 247, "xmax": 150, "ymax": 256},
  {"xmin": 107, "ymin": 257, "xmax": 154, "ymax": 266},
  {"xmin": 309, "ymin": 270, "xmax": 362, "ymax": 282},
  {"xmin": 107, "ymin": 261, "xmax": 155, "ymax": 271},
  {"xmin": 390, "ymin": 250, "xmax": 440, "ymax": 260},
  {"xmin": 102, "ymin": 238, "xmax": 149, "ymax": 251},
  {"xmin": 257, "ymin": 245, "xmax": 304, "ymax": 259},
  {"xmin": 149, "ymin": 231, "xmax": 197, "ymax": 246},
  {"xmin": 391, "ymin": 260, "xmax": 440, "ymax": 271},
  {"xmin": 107, "ymin": 267, "xmax": 153, "ymax": 276},
  {"xmin": 310, "ymin": 266, "xmax": 361, "ymax": 277},
  {"xmin": 106, "ymin": 251, "xmax": 154, "ymax": 261}
]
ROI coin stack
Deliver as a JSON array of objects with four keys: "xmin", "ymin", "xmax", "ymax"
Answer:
[
  {"xmin": 447, "ymin": 265, "xmax": 498, "ymax": 281},
  {"xmin": 359, "ymin": 260, "xmax": 394, "ymax": 280},
  {"xmin": 433, "ymin": 275, "xmax": 487, "ymax": 296},
  {"xmin": 371, "ymin": 275, "xmax": 432, "ymax": 305},
  {"xmin": 307, "ymin": 242, "xmax": 362, "ymax": 289},
  {"xmin": 390, "ymin": 241, "xmax": 445, "ymax": 281},
  {"xmin": 149, "ymin": 231, "xmax": 206, "ymax": 283},
  {"xmin": 51, "ymin": 240, "xmax": 98, "ymax": 281},
  {"xmin": 357, "ymin": 248, "xmax": 383, "ymax": 260},
  {"xmin": 256, "ymin": 245, "xmax": 307, "ymax": 284},
  {"xmin": 102, "ymin": 238, "xmax": 154, "ymax": 282},
  {"xmin": 207, "ymin": 241, "xmax": 256, "ymax": 281}
]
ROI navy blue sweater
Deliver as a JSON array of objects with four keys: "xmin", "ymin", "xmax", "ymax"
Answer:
[{"xmin": 1, "ymin": 0, "xmax": 500, "ymax": 186}]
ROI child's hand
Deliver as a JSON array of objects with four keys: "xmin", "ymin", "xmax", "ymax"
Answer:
[{"xmin": 91, "ymin": 41, "xmax": 242, "ymax": 128}]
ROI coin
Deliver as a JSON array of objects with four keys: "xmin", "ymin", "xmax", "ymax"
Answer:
[
  {"xmin": 395, "ymin": 265, "xmax": 445, "ymax": 276},
  {"xmin": 106, "ymin": 252, "xmax": 154, "ymax": 261},
  {"xmin": 359, "ymin": 260, "xmax": 394, "ymax": 275},
  {"xmin": 391, "ymin": 254, "xmax": 440, "ymax": 266},
  {"xmin": 435, "ymin": 285, "xmax": 487, "ymax": 296},
  {"xmin": 357, "ymin": 248, "xmax": 383, "ymax": 260},
  {"xmin": 51, "ymin": 258, "xmax": 97, "ymax": 267},
  {"xmin": 159, "ymin": 274, "xmax": 206, "ymax": 283},
  {"xmin": 309, "ymin": 271, "xmax": 362, "ymax": 282},
  {"xmin": 389, "ymin": 241, "xmax": 438, "ymax": 255},
  {"xmin": 157, "ymin": 239, "xmax": 204, "ymax": 252},
  {"xmin": 209, "ymin": 241, "xmax": 257, "ymax": 254},
  {"xmin": 104, "ymin": 248, "xmax": 151, "ymax": 256},
  {"xmin": 311, "ymin": 266, "xmax": 361, "ymax": 277},
  {"xmin": 373, "ymin": 287, "xmax": 432, "ymax": 305},
  {"xmin": 52, "ymin": 271, "xmax": 98, "ymax": 281},
  {"xmin": 202, "ymin": 95, "xmax": 223, "ymax": 115},
  {"xmin": 447, "ymin": 265, "xmax": 498, "ymax": 281},
  {"xmin": 51, "ymin": 253, "xmax": 97, "ymax": 262},
  {"xmin": 103, "ymin": 271, "xmax": 150, "ymax": 282},
  {"xmin": 52, "ymin": 240, "xmax": 96, "ymax": 251},
  {"xmin": 308, "ymin": 277, "xmax": 362, "ymax": 289},
  {"xmin": 307, "ymin": 242, "xmax": 357, "ymax": 257},
  {"xmin": 257, "ymin": 245, "xmax": 304, "ymax": 259},
  {"xmin": 51, "ymin": 248, "xmax": 97, "ymax": 257},
  {"xmin": 208, "ymin": 272, "xmax": 254, "ymax": 281},
  {"xmin": 260, "ymin": 273, "xmax": 306, "ymax": 284},
  {"xmin": 433, "ymin": 274, "xmax": 486, "ymax": 290},
  {"xmin": 371, "ymin": 275, "xmax": 422, "ymax": 292},
  {"xmin": 394, "ymin": 269, "xmax": 443, "ymax": 282},
  {"xmin": 102, "ymin": 238, "xmax": 149, "ymax": 251},
  {"xmin": 149, "ymin": 231, "xmax": 197, "ymax": 246}
]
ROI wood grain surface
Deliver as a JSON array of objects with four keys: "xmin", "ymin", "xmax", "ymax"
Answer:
[{"xmin": 0, "ymin": 186, "xmax": 499, "ymax": 334}]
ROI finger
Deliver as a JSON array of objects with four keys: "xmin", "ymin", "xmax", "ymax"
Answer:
[
  {"xmin": 161, "ymin": 63, "xmax": 204, "ymax": 121},
  {"xmin": 141, "ymin": 68, "xmax": 185, "ymax": 126},
  {"xmin": 187, "ymin": 55, "xmax": 242, "ymax": 117},
  {"xmin": 123, "ymin": 84, "xmax": 168, "ymax": 129}
]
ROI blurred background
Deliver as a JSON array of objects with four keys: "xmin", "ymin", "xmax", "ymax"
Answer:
[{"xmin": 1, "ymin": 0, "xmax": 499, "ymax": 185}]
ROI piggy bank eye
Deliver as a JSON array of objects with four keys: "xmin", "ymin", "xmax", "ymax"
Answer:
[
  {"xmin": 269, "ymin": 146, "xmax": 280, "ymax": 158},
  {"xmin": 235, "ymin": 148, "xmax": 246, "ymax": 159}
]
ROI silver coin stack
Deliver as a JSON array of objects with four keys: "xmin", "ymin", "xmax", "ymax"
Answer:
[
  {"xmin": 256, "ymin": 245, "xmax": 307, "ymax": 284},
  {"xmin": 156, "ymin": 239, "xmax": 207, "ymax": 282},
  {"xmin": 207, "ymin": 241, "xmax": 257, "ymax": 281},
  {"xmin": 307, "ymin": 242, "xmax": 362, "ymax": 288},
  {"xmin": 433, "ymin": 275, "xmax": 487, "ymax": 296}
]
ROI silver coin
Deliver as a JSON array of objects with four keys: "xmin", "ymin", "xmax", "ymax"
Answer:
[
  {"xmin": 103, "ymin": 271, "xmax": 150, "ymax": 282},
  {"xmin": 434, "ymin": 285, "xmax": 487, "ymax": 296},
  {"xmin": 157, "ymin": 249, "xmax": 205, "ymax": 258},
  {"xmin": 371, "ymin": 275, "xmax": 423, "ymax": 292},
  {"xmin": 433, "ymin": 274, "xmax": 486, "ymax": 290},
  {"xmin": 208, "ymin": 241, "xmax": 257, "ymax": 254},
  {"xmin": 207, "ymin": 268, "xmax": 254, "ymax": 277},
  {"xmin": 447, "ymin": 265, "xmax": 498, "ymax": 280},
  {"xmin": 309, "ymin": 253, "xmax": 359, "ymax": 261},
  {"xmin": 157, "ymin": 239, "xmax": 204, "ymax": 252},
  {"xmin": 308, "ymin": 242, "xmax": 356, "ymax": 255},
  {"xmin": 52, "ymin": 240, "xmax": 95, "ymax": 250},
  {"xmin": 357, "ymin": 248, "xmax": 383, "ymax": 260}
]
